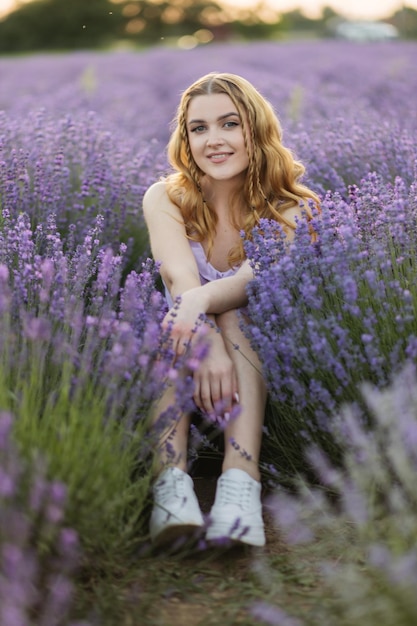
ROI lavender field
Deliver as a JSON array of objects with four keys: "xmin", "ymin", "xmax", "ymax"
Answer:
[{"xmin": 1, "ymin": 40, "xmax": 417, "ymax": 625}]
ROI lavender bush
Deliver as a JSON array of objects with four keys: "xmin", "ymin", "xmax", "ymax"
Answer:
[
  {"xmin": 0, "ymin": 411, "xmax": 89, "ymax": 626},
  {"xmin": 0, "ymin": 206, "xmax": 208, "ymax": 563},
  {"xmin": 0, "ymin": 108, "xmax": 165, "ymax": 269},
  {"xmin": 244, "ymin": 170, "xmax": 417, "ymax": 479},
  {"xmin": 254, "ymin": 363, "xmax": 417, "ymax": 626},
  {"xmin": 0, "ymin": 205, "xmax": 209, "ymax": 620}
]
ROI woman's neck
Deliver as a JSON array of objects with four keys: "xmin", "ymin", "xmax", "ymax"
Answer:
[{"xmin": 201, "ymin": 176, "xmax": 244, "ymax": 215}]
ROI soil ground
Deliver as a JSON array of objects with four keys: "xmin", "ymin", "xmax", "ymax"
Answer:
[{"xmin": 129, "ymin": 461, "xmax": 329, "ymax": 626}]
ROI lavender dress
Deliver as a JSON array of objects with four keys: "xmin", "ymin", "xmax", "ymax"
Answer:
[{"xmin": 164, "ymin": 240, "xmax": 238, "ymax": 308}]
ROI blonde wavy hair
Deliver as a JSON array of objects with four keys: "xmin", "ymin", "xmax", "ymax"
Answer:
[{"xmin": 166, "ymin": 72, "xmax": 320, "ymax": 267}]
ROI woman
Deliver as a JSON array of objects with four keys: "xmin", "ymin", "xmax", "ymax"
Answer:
[{"xmin": 143, "ymin": 72, "xmax": 319, "ymax": 548}]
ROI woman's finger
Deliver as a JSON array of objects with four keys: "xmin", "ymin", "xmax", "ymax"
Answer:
[{"xmin": 199, "ymin": 378, "xmax": 215, "ymax": 415}]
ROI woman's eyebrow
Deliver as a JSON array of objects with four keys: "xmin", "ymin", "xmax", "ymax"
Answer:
[{"xmin": 188, "ymin": 112, "xmax": 240, "ymax": 125}]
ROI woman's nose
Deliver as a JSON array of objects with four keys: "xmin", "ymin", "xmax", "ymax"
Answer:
[{"xmin": 206, "ymin": 127, "xmax": 224, "ymax": 145}]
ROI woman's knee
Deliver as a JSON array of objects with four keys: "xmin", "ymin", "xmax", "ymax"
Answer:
[{"xmin": 216, "ymin": 309, "xmax": 240, "ymax": 333}]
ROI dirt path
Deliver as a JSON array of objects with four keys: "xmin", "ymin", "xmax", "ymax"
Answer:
[{"xmin": 134, "ymin": 471, "xmax": 325, "ymax": 626}]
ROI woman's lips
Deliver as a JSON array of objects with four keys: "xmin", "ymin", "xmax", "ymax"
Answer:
[{"xmin": 207, "ymin": 152, "xmax": 232, "ymax": 162}]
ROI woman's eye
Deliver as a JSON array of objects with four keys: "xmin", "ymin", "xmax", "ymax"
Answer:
[{"xmin": 190, "ymin": 120, "xmax": 238, "ymax": 133}]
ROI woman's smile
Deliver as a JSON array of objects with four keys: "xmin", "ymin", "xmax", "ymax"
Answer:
[{"xmin": 207, "ymin": 152, "xmax": 233, "ymax": 163}]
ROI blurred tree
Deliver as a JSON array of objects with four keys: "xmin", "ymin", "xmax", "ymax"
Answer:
[
  {"xmin": 321, "ymin": 5, "xmax": 341, "ymax": 20},
  {"xmin": 0, "ymin": 0, "xmax": 125, "ymax": 51},
  {"xmin": 391, "ymin": 6, "xmax": 417, "ymax": 38},
  {"xmin": 0, "ymin": 0, "xmax": 231, "ymax": 51},
  {"xmin": 128, "ymin": 0, "xmax": 229, "ymax": 43},
  {"xmin": 231, "ymin": 1, "xmax": 282, "ymax": 40},
  {"xmin": 1, "ymin": 0, "xmax": 412, "ymax": 53},
  {"xmin": 233, "ymin": 20, "xmax": 281, "ymax": 40},
  {"xmin": 279, "ymin": 9, "xmax": 318, "ymax": 34},
  {"xmin": 320, "ymin": 5, "xmax": 346, "ymax": 38}
]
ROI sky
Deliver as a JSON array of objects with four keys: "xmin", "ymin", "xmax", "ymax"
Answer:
[
  {"xmin": 223, "ymin": 0, "xmax": 415, "ymax": 20},
  {"xmin": 0, "ymin": 0, "xmax": 415, "ymax": 20}
]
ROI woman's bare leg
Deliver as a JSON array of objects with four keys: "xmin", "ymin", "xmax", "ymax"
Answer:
[
  {"xmin": 216, "ymin": 309, "xmax": 267, "ymax": 482},
  {"xmin": 151, "ymin": 383, "xmax": 190, "ymax": 474},
  {"xmin": 149, "ymin": 384, "xmax": 204, "ymax": 544}
]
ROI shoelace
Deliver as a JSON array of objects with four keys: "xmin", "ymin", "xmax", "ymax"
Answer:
[
  {"xmin": 217, "ymin": 477, "xmax": 253, "ymax": 509},
  {"xmin": 154, "ymin": 472, "xmax": 187, "ymax": 505}
]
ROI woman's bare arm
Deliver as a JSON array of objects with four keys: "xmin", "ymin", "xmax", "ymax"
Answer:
[
  {"xmin": 143, "ymin": 180, "xmax": 239, "ymax": 414},
  {"xmin": 142, "ymin": 180, "xmax": 202, "ymax": 299}
]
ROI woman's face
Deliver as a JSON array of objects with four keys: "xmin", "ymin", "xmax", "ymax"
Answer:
[{"xmin": 186, "ymin": 93, "xmax": 249, "ymax": 184}]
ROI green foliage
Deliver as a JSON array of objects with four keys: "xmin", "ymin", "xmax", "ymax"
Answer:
[
  {"xmin": 0, "ymin": 0, "xmax": 228, "ymax": 52},
  {"xmin": 256, "ymin": 214, "xmax": 417, "ymax": 481},
  {"xmin": 0, "ymin": 0, "xmax": 124, "ymax": 52},
  {"xmin": 0, "ymin": 316, "xmax": 153, "ymax": 565},
  {"xmin": 279, "ymin": 9, "xmax": 319, "ymax": 33},
  {"xmin": 392, "ymin": 7, "xmax": 417, "ymax": 39},
  {"xmin": 3, "ymin": 0, "xmax": 414, "ymax": 54},
  {"xmin": 266, "ymin": 364, "xmax": 417, "ymax": 626}
]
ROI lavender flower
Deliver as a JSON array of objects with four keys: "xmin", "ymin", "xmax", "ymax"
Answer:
[
  {"xmin": 244, "ymin": 172, "xmax": 417, "ymax": 468},
  {"xmin": 262, "ymin": 364, "xmax": 417, "ymax": 626},
  {"xmin": 251, "ymin": 602, "xmax": 303, "ymax": 626}
]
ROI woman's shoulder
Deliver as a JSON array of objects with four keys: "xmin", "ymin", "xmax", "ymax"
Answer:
[
  {"xmin": 143, "ymin": 177, "xmax": 186, "ymax": 205},
  {"xmin": 143, "ymin": 179, "xmax": 168, "ymax": 205},
  {"xmin": 280, "ymin": 199, "xmax": 314, "ymax": 223},
  {"xmin": 142, "ymin": 179, "xmax": 185, "ymax": 222},
  {"xmin": 143, "ymin": 180, "xmax": 172, "ymax": 215}
]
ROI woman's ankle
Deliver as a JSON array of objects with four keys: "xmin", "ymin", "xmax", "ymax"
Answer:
[
  {"xmin": 221, "ymin": 459, "xmax": 261, "ymax": 482},
  {"xmin": 152, "ymin": 459, "xmax": 188, "ymax": 478}
]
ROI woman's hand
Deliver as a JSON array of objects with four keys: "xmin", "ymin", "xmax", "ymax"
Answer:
[
  {"xmin": 162, "ymin": 287, "xmax": 209, "ymax": 356},
  {"xmin": 192, "ymin": 326, "xmax": 238, "ymax": 418},
  {"xmin": 161, "ymin": 289, "xmax": 239, "ymax": 418}
]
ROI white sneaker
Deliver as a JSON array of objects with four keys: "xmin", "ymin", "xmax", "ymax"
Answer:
[
  {"xmin": 150, "ymin": 467, "xmax": 205, "ymax": 547},
  {"xmin": 206, "ymin": 468, "xmax": 266, "ymax": 547}
]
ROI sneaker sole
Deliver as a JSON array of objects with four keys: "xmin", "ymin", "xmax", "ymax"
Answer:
[
  {"xmin": 206, "ymin": 522, "xmax": 265, "ymax": 547},
  {"xmin": 152, "ymin": 523, "xmax": 205, "ymax": 549}
]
